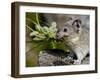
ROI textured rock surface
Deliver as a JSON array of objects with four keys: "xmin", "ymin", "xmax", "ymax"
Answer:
[{"xmin": 38, "ymin": 49, "xmax": 89, "ymax": 66}]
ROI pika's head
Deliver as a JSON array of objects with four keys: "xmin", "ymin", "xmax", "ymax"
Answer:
[{"xmin": 56, "ymin": 18, "xmax": 82, "ymax": 42}]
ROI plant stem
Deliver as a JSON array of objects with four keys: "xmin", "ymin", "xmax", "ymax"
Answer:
[
  {"xmin": 26, "ymin": 42, "xmax": 44, "ymax": 55},
  {"xmin": 26, "ymin": 18, "xmax": 37, "ymax": 25},
  {"xmin": 51, "ymin": 41, "xmax": 56, "ymax": 49},
  {"xmin": 36, "ymin": 13, "xmax": 40, "ymax": 26},
  {"xmin": 26, "ymin": 25, "xmax": 34, "ymax": 32}
]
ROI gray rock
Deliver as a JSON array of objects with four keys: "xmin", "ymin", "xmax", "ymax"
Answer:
[
  {"xmin": 38, "ymin": 49, "xmax": 89, "ymax": 66},
  {"xmin": 38, "ymin": 49, "xmax": 75, "ymax": 66}
]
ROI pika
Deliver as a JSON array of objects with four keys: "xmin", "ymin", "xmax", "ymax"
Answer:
[
  {"xmin": 42, "ymin": 14, "xmax": 89, "ymax": 64},
  {"xmin": 56, "ymin": 17, "xmax": 89, "ymax": 64}
]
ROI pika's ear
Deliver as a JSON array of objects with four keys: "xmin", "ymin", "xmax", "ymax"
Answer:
[
  {"xmin": 72, "ymin": 19, "xmax": 82, "ymax": 33},
  {"xmin": 72, "ymin": 19, "xmax": 82, "ymax": 27}
]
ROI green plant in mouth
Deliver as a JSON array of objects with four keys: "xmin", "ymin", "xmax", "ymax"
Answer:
[{"xmin": 26, "ymin": 13, "xmax": 68, "ymax": 52}]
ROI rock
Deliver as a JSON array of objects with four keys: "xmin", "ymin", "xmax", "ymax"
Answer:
[
  {"xmin": 38, "ymin": 49, "xmax": 74, "ymax": 66},
  {"xmin": 82, "ymin": 54, "xmax": 89, "ymax": 64},
  {"xmin": 38, "ymin": 49, "xmax": 89, "ymax": 66}
]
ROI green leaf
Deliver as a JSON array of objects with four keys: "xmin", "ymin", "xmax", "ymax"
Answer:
[
  {"xmin": 35, "ymin": 25, "xmax": 42, "ymax": 32},
  {"xmin": 50, "ymin": 22, "xmax": 57, "ymax": 32},
  {"xmin": 42, "ymin": 26, "xmax": 49, "ymax": 34},
  {"xmin": 51, "ymin": 22, "xmax": 57, "ymax": 28},
  {"xmin": 33, "ymin": 37, "xmax": 43, "ymax": 41},
  {"xmin": 30, "ymin": 31, "xmax": 39, "ymax": 36},
  {"xmin": 36, "ymin": 34, "xmax": 46, "ymax": 39}
]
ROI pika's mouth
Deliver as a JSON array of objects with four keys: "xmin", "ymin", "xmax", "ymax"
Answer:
[
  {"xmin": 64, "ymin": 35, "xmax": 69, "ymax": 37},
  {"xmin": 56, "ymin": 33, "xmax": 69, "ymax": 42}
]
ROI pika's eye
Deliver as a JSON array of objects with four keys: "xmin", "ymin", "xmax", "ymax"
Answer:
[{"xmin": 63, "ymin": 28, "xmax": 67, "ymax": 32}]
